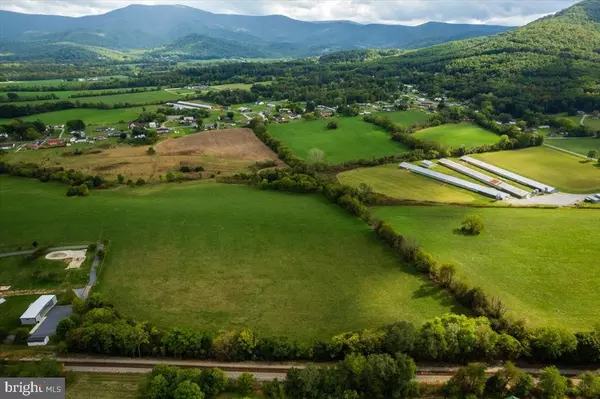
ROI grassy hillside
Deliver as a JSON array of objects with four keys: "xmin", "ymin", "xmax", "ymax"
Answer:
[
  {"xmin": 268, "ymin": 116, "xmax": 409, "ymax": 164},
  {"xmin": 372, "ymin": 205, "xmax": 600, "ymax": 330},
  {"xmin": 0, "ymin": 177, "xmax": 460, "ymax": 341}
]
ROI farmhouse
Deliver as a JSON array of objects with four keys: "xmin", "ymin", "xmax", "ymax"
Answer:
[
  {"xmin": 0, "ymin": 143, "xmax": 16, "ymax": 150},
  {"xmin": 20, "ymin": 295, "xmax": 57, "ymax": 325},
  {"xmin": 157, "ymin": 127, "xmax": 169, "ymax": 134},
  {"xmin": 204, "ymin": 124, "xmax": 215, "ymax": 130},
  {"xmin": 238, "ymin": 107, "xmax": 252, "ymax": 112},
  {"xmin": 149, "ymin": 122, "xmax": 157, "ymax": 128},
  {"xmin": 129, "ymin": 122, "xmax": 145, "ymax": 129}
]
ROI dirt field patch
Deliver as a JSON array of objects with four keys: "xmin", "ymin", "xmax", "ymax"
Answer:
[
  {"xmin": 156, "ymin": 128, "xmax": 279, "ymax": 160},
  {"xmin": 8, "ymin": 129, "xmax": 281, "ymax": 182}
]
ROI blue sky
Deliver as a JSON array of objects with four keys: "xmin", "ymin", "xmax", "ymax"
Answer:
[{"xmin": 1, "ymin": 0, "xmax": 580, "ymax": 25}]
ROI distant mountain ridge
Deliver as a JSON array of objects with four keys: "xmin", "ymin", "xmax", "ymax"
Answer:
[{"xmin": 0, "ymin": 4, "xmax": 513, "ymax": 60}]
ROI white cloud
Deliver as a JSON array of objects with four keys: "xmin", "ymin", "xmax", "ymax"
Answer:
[{"xmin": 0, "ymin": 0, "xmax": 581, "ymax": 26}]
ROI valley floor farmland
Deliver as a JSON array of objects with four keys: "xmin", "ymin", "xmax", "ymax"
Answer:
[
  {"xmin": 4, "ymin": 129, "xmax": 279, "ymax": 181},
  {"xmin": 382, "ymin": 110, "xmax": 431, "ymax": 125},
  {"xmin": 472, "ymin": 146, "xmax": 600, "ymax": 193},
  {"xmin": 0, "ymin": 177, "xmax": 460, "ymax": 341},
  {"xmin": 414, "ymin": 122, "xmax": 500, "ymax": 148},
  {"xmin": 372, "ymin": 206, "xmax": 600, "ymax": 330},
  {"xmin": 268, "ymin": 116, "xmax": 409, "ymax": 164},
  {"xmin": 337, "ymin": 164, "xmax": 491, "ymax": 204},
  {"xmin": 0, "ymin": 106, "xmax": 159, "ymax": 125}
]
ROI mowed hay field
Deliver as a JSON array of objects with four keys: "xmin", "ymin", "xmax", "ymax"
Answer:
[
  {"xmin": 5, "ymin": 129, "xmax": 276, "ymax": 181},
  {"xmin": 414, "ymin": 123, "xmax": 500, "ymax": 148},
  {"xmin": 372, "ymin": 206, "xmax": 600, "ymax": 330},
  {"xmin": 473, "ymin": 146, "xmax": 600, "ymax": 193},
  {"xmin": 546, "ymin": 138, "xmax": 600, "ymax": 156},
  {"xmin": 0, "ymin": 177, "xmax": 460, "ymax": 341},
  {"xmin": 337, "ymin": 164, "xmax": 491, "ymax": 204},
  {"xmin": 0, "ymin": 106, "xmax": 160, "ymax": 125},
  {"xmin": 381, "ymin": 110, "xmax": 431, "ymax": 125},
  {"xmin": 268, "ymin": 116, "xmax": 409, "ymax": 164}
]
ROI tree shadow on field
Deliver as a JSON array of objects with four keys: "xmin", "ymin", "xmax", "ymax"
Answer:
[{"xmin": 412, "ymin": 282, "xmax": 468, "ymax": 315}]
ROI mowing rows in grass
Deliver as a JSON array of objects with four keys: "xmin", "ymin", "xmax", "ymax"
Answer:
[{"xmin": 0, "ymin": 177, "xmax": 456, "ymax": 342}]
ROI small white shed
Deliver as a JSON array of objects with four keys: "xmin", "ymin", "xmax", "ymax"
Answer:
[
  {"xmin": 20, "ymin": 295, "xmax": 57, "ymax": 325},
  {"xmin": 421, "ymin": 160, "xmax": 436, "ymax": 169}
]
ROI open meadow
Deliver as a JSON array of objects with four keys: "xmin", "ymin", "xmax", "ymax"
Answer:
[
  {"xmin": 372, "ymin": 206, "xmax": 600, "ymax": 330},
  {"xmin": 546, "ymin": 138, "xmax": 600, "ymax": 156},
  {"xmin": 0, "ymin": 177, "xmax": 460, "ymax": 342},
  {"xmin": 268, "ymin": 116, "xmax": 409, "ymax": 164},
  {"xmin": 380, "ymin": 110, "xmax": 430, "ymax": 125},
  {"xmin": 0, "ymin": 106, "xmax": 160, "ymax": 125},
  {"xmin": 4, "ymin": 129, "xmax": 279, "ymax": 181},
  {"xmin": 66, "ymin": 373, "xmax": 143, "ymax": 399},
  {"xmin": 7, "ymin": 90, "xmax": 177, "ymax": 106},
  {"xmin": 337, "ymin": 164, "xmax": 491, "ymax": 204},
  {"xmin": 414, "ymin": 122, "xmax": 500, "ymax": 148},
  {"xmin": 473, "ymin": 146, "xmax": 600, "ymax": 193}
]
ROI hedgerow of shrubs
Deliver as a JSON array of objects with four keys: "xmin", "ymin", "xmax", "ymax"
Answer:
[{"xmin": 57, "ymin": 294, "xmax": 600, "ymax": 366}]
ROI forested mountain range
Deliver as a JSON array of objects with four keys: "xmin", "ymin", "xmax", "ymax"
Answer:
[
  {"xmin": 0, "ymin": 4, "xmax": 511, "ymax": 61},
  {"xmin": 373, "ymin": 0, "xmax": 600, "ymax": 116}
]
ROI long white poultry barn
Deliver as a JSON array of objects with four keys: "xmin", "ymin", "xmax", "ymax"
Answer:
[
  {"xmin": 399, "ymin": 162, "xmax": 510, "ymax": 200},
  {"xmin": 438, "ymin": 158, "xmax": 531, "ymax": 199},
  {"xmin": 460, "ymin": 156, "xmax": 557, "ymax": 193}
]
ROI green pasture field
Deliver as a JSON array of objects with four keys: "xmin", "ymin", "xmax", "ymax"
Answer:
[
  {"xmin": 0, "ymin": 79, "xmax": 66, "ymax": 88},
  {"xmin": 379, "ymin": 110, "xmax": 431, "ymax": 125},
  {"xmin": 337, "ymin": 164, "xmax": 491, "ymax": 204},
  {"xmin": 66, "ymin": 373, "xmax": 143, "ymax": 399},
  {"xmin": 6, "ymin": 90, "xmax": 176, "ymax": 106},
  {"xmin": 0, "ymin": 177, "xmax": 460, "ymax": 342},
  {"xmin": 211, "ymin": 81, "xmax": 271, "ymax": 90},
  {"xmin": 0, "ymin": 87, "xmax": 160, "ymax": 102},
  {"xmin": 0, "ymin": 252, "xmax": 91, "ymax": 291},
  {"xmin": 0, "ymin": 106, "xmax": 159, "ymax": 125},
  {"xmin": 583, "ymin": 116, "xmax": 600, "ymax": 131},
  {"xmin": 545, "ymin": 138, "xmax": 600, "ymax": 156},
  {"xmin": 372, "ymin": 206, "xmax": 600, "ymax": 330},
  {"xmin": 268, "ymin": 116, "xmax": 409, "ymax": 164},
  {"xmin": 0, "ymin": 295, "xmax": 38, "ymax": 332},
  {"xmin": 414, "ymin": 122, "xmax": 500, "ymax": 148},
  {"xmin": 473, "ymin": 146, "xmax": 600, "ymax": 193}
]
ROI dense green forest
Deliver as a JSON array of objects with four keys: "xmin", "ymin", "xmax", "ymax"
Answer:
[{"xmin": 373, "ymin": 0, "xmax": 600, "ymax": 116}]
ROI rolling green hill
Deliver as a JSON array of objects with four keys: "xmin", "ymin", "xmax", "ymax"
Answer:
[{"xmin": 381, "ymin": 0, "xmax": 600, "ymax": 117}]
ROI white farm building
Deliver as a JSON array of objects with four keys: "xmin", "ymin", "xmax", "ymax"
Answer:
[{"xmin": 20, "ymin": 295, "xmax": 57, "ymax": 325}]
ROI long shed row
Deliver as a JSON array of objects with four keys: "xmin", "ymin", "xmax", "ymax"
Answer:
[{"xmin": 399, "ymin": 162, "xmax": 510, "ymax": 200}]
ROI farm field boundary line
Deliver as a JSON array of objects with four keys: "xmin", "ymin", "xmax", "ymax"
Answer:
[{"xmin": 543, "ymin": 143, "xmax": 590, "ymax": 159}]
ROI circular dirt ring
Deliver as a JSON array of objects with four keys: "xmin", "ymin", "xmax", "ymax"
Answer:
[{"xmin": 45, "ymin": 251, "xmax": 69, "ymax": 260}]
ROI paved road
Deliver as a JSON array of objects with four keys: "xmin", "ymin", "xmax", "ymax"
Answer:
[
  {"xmin": 82, "ymin": 243, "xmax": 103, "ymax": 300},
  {"xmin": 581, "ymin": 114, "xmax": 588, "ymax": 126},
  {"xmin": 544, "ymin": 143, "xmax": 589, "ymax": 159},
  {"xmin": 0, "ymin": 245, "xmax": 89, "ymax": 259},
  {"xmin": 506, "ymin": 192, "xmax": 589, "ymax": 206},
  {"xmin": 25, "ymin": 357, "xmax": 595, "ymax": 381}
]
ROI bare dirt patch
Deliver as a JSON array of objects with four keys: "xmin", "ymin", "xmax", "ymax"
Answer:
[{"xmin": 156, "ymin": 128, "xmax": 280, "ymax": 161}]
